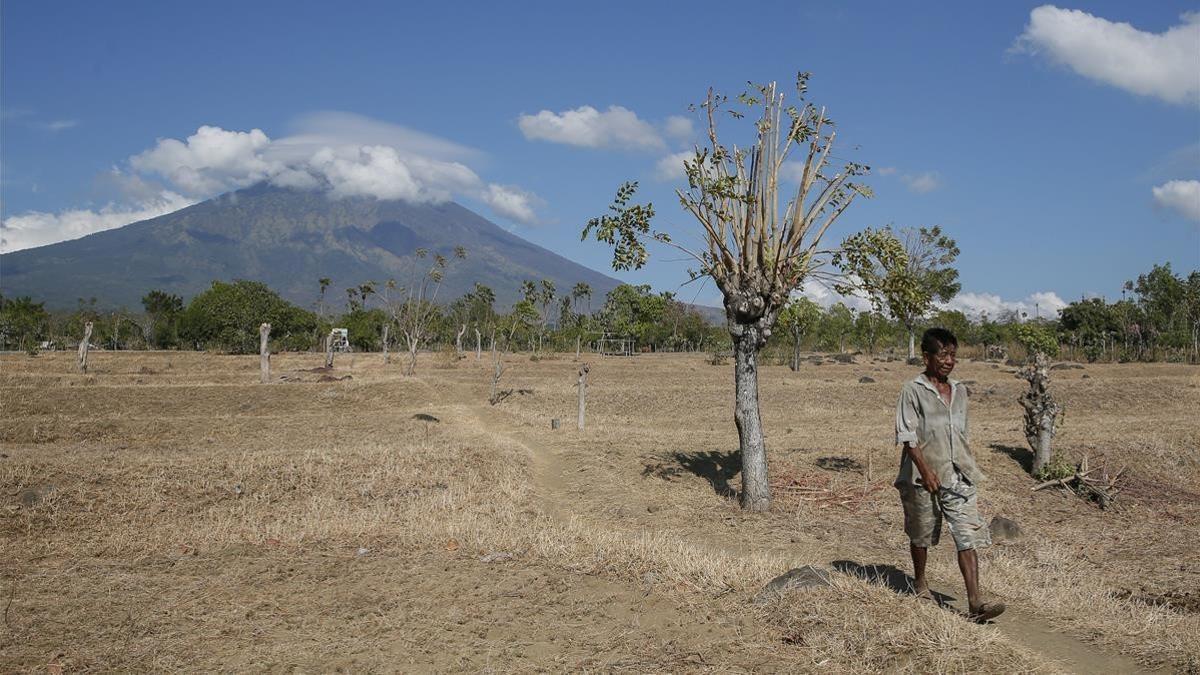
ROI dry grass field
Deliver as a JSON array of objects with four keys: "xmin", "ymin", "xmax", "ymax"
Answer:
[{"xmin": 2, "ymin": 349, "xmax": 1198, "ymax": 673}]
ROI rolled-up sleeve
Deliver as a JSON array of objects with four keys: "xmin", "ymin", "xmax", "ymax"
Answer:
[{"xmin": 895, "ymin": 385, "xmax": 920, "ymax": 445}]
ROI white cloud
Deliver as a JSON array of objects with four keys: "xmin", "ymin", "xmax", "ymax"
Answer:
[
  {"xmin": 798, "ymin": 279, "xmax": 874, "ymax": 313},
  {"xmin": 664, "ymin": 115, "xmax": 694, "ymax": 141},
  {"xmin": 654, "ymin": 151, "xmax": 694, "ymax": 181},
  {"xmin": 1152, "ymin": 179, "xmax": 1200, "ymax": 221},
  {"xmin": 873, "ymin": 167, "xmax": 942, "ymax": 193},
  {"xmin": 274, "ymin": 111, "xmax": 480, "ymax": 163},
  {"xmin": 792, "ymin": 280, "xmax": 1069, "ymax": 322},
  {"xmin": 131, "ymin": 125, "xmax": 275, "ymax": 194},
  {"xmin": 1013, "ymin": 6, "xmax": 1200, "ymax": 106},
  {"xmin": 128, "ymin": 121, "xmax": 533, "ymax": 212},
  {"xmin": 482, "ymin": 184, "xmax": 542, "ymax": 225},
  {"xmin": 941, "ymin": 291, "xmax": 1067, "ymax": 320},
  {"xmin": 1, "ymin": 191, "xmax": 194, "ymax": 252},
  {"xmin": 518, "ymin": 105, "xmax": 665, "ymax": 150},
  {"xmin": 901, "ymin": 171, "xmax": 942, "ymax": 194},
  {"xmin": 43, "ymin": 119, "xmax": 78, "ymax": 131}
]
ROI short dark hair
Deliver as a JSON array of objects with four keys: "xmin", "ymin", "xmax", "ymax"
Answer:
[{"xmin": 921, "ymin": 327, "xmax": 958, "ymax": 355}]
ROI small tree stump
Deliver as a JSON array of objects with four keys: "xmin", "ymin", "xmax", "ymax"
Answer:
[
  {"xmin": 259, "ymin": 323, "xmax": 271, "ymax": 383},
  {"xmin": 324, "ymin": 332, "xmax": 335, "ymax": 369}
]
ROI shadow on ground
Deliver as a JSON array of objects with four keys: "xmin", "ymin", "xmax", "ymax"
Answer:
[
  {"xmin": 815, "ymin": 456, "xmax": 864, "ymax": 473},
  {"xmin": 644, "ymin": 449, "xmax": 741, "ymax": 499},
  {"xmin": 989, "ymin": 443, "xmax": 1033, "ymax": 473},
  {"xmin": 832, "ymin": 560, "xmax": 957, "ymax": 606}
]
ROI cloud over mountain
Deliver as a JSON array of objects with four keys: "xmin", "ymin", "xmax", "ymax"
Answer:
[
  {"xmin": 1, "ymin": 191, "xmax": 194, "ymax": 252},
  {"xmin": 1, "ymin": 113, "xmax": 543, "ymax": 252}
]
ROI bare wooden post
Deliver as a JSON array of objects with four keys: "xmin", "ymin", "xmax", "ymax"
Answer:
[
  {"xmin": 455, "ymin": 324, "xmax": 467, "ymax": 356},
  {"xmin": 78, "ymin": 321, "xmax": 93, "ymax": 373},
  {"xmin": 475, "ymin": 328, "xmax": 482, "ymax": 360},
  {"xmin": 489, "ymin": 347, "xmax": 505, "ymax": 405},
  {"xmin": 576, "ymin": 363, "xmax": 589, "ymax": 430},
  {"xmin": 259, "ymin": 323, "xmax": 271, "ymax": 383},
  {"xmin": 324, "ymin": 332, "xmax": 334, "ymax": 368},
  {"xmin": 382, "ymin": 324, "xmax": 390, "ymax": 364}
]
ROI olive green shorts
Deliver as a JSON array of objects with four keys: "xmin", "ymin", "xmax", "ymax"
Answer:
[{"xmin": 898, "ymin": 471, "xmax": 991, "ymax": 551}]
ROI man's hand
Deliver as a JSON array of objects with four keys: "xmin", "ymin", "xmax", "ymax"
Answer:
[
  {"xmin": 919, "ymin": 470, "xmax": 941, "ymax": 494},
  {"xmin": 904, "ymin": 441, "xmax": 940, "ymax": 494}
]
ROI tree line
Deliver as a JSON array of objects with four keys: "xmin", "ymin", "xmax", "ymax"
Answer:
[{"xmin": 1, "ymin": 260, "xmax": 1195, "ymax": 363}]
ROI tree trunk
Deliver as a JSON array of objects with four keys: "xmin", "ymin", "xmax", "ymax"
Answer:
[
  {"xmin": 455, "ymin": 324, "xmax": 466, "ymax": 356},
  {"xmin": 575, "ymin": 335, "xmax": 581, "ymax": 361},
  {"xmin": 324, "ymin": 334, "xmax": 334, "ymax": 369},
  {"xmin": 404, "ymin": 332, "xmax": 419, "ymax": 376},
  {"xmin": 907, "ymin": 329, "xmax": 916, "ymax": 360},
  {"xmin": 78, "ymin": 322, "xmax": 93, "ymax": 373},
  {"xmin": 789, "ymin": 329, "xmax": 801, "ymax": 371},
  {"xmin": 733, "ymin": 331, "xmax": 771, "ymax": 511},
  {"xmin": 382, "ymin": 324, "xmax": 390, "ymax": 364},
  {"xmin": 475, "ymin": 328, "xmax": 482, "ymax": 360},
  {"xmin": 577, "ymin": 363, "xmax": 589, "ymax": 430},
  {"xmin": 1021, "ymin": 352, "xmax": 1060, "ymax": 476},
  {"xmin": 259, "ymin": 323, "xmax": 271, "ymax": 384}
]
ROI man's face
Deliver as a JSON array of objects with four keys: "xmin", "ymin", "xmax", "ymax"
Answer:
[{"xmin": 923, "ymin": 343, "xmax": 957, "ymax": 379}]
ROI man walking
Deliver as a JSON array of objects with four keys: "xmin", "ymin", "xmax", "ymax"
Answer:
[{"xmin": 895, "ymin": 327, "xmax": 1005, "ymax": 622}]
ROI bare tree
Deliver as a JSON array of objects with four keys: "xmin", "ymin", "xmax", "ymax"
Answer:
[
  {"xmin": 383, "ymin": 246, "xmax": 466, "ymax": 376},
  {"xmin": 584, "ymin": 74, "xmax": 903, "ymax": 511}
]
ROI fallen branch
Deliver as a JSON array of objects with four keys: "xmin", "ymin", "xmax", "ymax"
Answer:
[{"xmin": 1030, "ymin": 456, "xmax": 1126, "ymax": 509}]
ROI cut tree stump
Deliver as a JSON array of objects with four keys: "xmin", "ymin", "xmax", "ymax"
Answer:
[
  {"xmin": 78, "ymin": 322, "xmax": 93, "ymax": 373},
  {"xmin": 259, "ymin": 323, "xmax": 271, "ymax": 383}
]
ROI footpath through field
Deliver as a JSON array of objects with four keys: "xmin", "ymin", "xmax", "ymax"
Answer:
[{"xmin": 429, "ymin": 360, "xmax": 1163, "ymax": 675}]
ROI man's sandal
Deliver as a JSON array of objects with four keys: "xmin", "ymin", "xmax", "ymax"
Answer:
[
  {"xmin": 967, "ymin": 602, "xmax": 1006, "ymax": 623},
  {"xmin": 913, "ymin": 588, "xmax": 939, "ymax": 605}
]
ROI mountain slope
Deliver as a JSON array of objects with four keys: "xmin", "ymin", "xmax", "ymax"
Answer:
[{"xmin": 0, "ymin": 184, "xmax": 621, "ymax": 310}]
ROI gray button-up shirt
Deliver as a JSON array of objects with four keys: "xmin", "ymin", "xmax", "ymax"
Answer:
[{"xmin": 894, "ymin": 373, "xmax": 984, "ymax": 488}]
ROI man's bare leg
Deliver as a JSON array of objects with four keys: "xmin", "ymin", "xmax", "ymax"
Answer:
[
  {"xmin": 957, "ymin": 547, "xmax": 979, "ymax": 608},
  {"xmin": 958, "ymin": 548, "xmax": 1005, "ymax": 620},
  {"xmin": 910, "ymin": 543, "xmax": 929, "ymax": 595}
]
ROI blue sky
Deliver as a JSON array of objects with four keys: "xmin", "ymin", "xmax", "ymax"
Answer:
[{"xmin": 2, "ymin": 0, "xmax": 1197, "ymax": 315}]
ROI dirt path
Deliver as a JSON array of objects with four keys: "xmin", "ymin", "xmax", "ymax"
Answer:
[{"xmin": 462, "ymin": 400, "xmax": 1157, "ymax": 675}]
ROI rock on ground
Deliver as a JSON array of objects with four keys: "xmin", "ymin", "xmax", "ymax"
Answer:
[
  {"xmin": 751, "ymin": 565, "xmax": 833, "ymax": 605},
  {"xmin": 990, "ymin": 516, "xmax": 1023, "ymax": 543}
]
